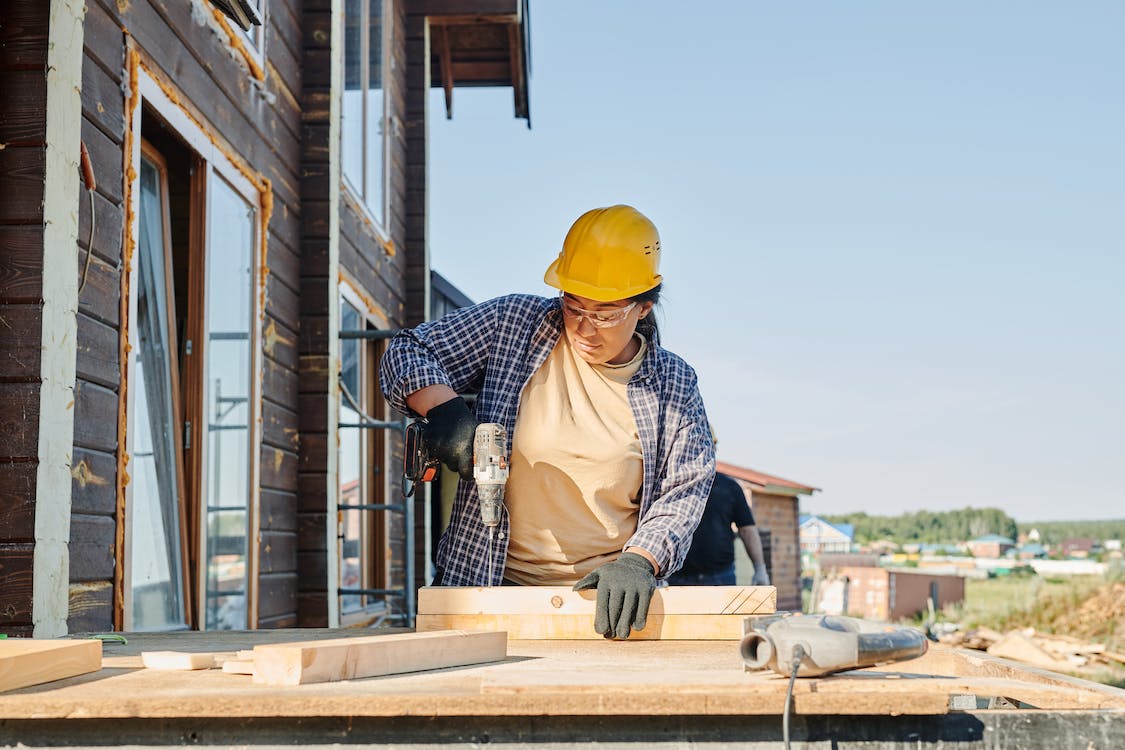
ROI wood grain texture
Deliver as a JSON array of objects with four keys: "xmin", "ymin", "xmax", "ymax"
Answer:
[
  {"xmin": 251, "ymin": 629, "xmax": 507, "ymax": 686},
  {"xmin": 0, "ymin": 640, "xmax": 102, "ymax": 693},
  {"xmin": 419, "ymin": 586, "xmax": 777, "ymax": 616},
  {"xmin": 416, "ymin": 586, "xmax": 776, "ymax": 640},
  {"xmin": 416, "ymin": 613, "xmax": 747, "ymax": 641}
]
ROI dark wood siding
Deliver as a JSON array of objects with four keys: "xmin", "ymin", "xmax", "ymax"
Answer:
[
  {"xmin": 297, "ymin": 0, "xmax": 334, "ymax": 626},
  {"xmin": 68, "ymin": 0, "xmax": 126, "ymax": 633},
  {"xmin": 0, "ymin": 1, "xmax": 48, "ymax": 638}
]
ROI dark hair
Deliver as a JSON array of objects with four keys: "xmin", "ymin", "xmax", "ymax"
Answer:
[{"xmin": 631, "ymin": 283, "xmax": 662, "ymax": 345}]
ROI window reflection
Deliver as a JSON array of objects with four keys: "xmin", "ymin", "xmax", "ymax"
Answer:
[
  {"xmin": 130, "ymin": 154, "xmax": 188, "ymax": 631},
  {"xmin": 204, "ymin": 176, "xmax": 255, "ymax": 630},
  {"xmin": 342, "ymin": 0, "xmax": 387, "ymax": 226},
  {"xmin": 339, "ymin": 302, "xmax": 364, "ymax": 614}
]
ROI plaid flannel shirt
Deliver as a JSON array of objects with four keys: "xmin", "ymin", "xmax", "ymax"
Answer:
[{"xmin": 380, "ymin": 293, "xmax": 716, "ymax": 586}]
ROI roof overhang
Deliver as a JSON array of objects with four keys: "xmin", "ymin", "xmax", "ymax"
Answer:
[{"xmin": 424, "ymin": 0, "xmax": 531, "ymax": 126}]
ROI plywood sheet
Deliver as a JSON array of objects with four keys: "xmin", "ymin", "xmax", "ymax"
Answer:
[
  {"xmin": 0, "ymin": 639, "xmax": 102, "ymax": 692},
  {"xmin": 251, "ymin": 629, "xmax": 507, "ymax": 686},
  {"xmin": 416, "ymin": 586, "xmax": 775, "ymax": 640}
]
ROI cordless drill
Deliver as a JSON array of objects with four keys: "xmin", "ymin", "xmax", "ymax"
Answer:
[{"xmin": 402, "ymin": 420, "xmax": 509, "ymax": 532}]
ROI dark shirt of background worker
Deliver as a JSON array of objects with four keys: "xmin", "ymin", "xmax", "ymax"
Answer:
[{"xmin": 668, "ymin": 472, "xmax": 770, "ymax": 587}]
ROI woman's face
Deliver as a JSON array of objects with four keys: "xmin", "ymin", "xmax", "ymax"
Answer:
[{"xmin": 561, "ymin": 293, "xmax": 654, "ymax": 366}]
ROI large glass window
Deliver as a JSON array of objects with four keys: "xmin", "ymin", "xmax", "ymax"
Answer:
[
  {"xmin": 129, "ymin": 152, "xmax": 188, "ymax": 631},
  {"xmin": 203, "ymin": 176, "xmax": 256, "ymax": 630},
  {"xmin": 342, "ymin": 0, "xmax": 388, "ymax": 227}
]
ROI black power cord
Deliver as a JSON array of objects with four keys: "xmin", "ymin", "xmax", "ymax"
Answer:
[{"xmin": 783, "ymin": 644, "xmax": 807, "ymax": 750}]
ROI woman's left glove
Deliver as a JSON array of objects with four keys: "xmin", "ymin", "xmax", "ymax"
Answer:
[
  {"xmin": 422, "ymin": 396, "xmax": 478, "ymax": 480},
  {"xmin": 572, "ymin": 552, "xmax": 656, "ymax": 640}
]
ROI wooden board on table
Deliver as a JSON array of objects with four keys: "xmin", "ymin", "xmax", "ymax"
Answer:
[
  {"xmin": 251, "ymin": 629, "xmax": 507, "ymax": 686},
  {"xmin": 0, "ymin": 639, "xmax": 102, "ymax": 692},
  {"xmin": 416, "ymin": 586, "xmax": 776, "ymax": 640}
]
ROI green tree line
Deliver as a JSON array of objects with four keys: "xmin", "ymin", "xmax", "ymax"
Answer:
[{"xmin": 819, "ymin": 508, "xmax": 1019, "ymax": 545}]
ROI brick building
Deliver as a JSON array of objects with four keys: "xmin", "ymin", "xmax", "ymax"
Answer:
[{"xmin": 717, "ymin": 461, "xmax": 818, "ymax": 612}]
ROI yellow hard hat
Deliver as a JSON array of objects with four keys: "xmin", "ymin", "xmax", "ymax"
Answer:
[{"xmin": 543, "ymin": 205, "xmax": 663, "ymax": 302}]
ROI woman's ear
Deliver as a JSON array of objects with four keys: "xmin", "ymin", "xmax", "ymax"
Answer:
[{"xmin": 638, "ymin": 301, "xmax": 655, "ymax": 319}]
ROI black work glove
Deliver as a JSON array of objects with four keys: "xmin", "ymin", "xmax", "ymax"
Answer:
[
  {"xmin": 572, "ymin": 552, "xmax": 656, "ymax": 640},
  {"xmin": 422, "ymin": 396, "xmax": 477, "ymax": 481}
]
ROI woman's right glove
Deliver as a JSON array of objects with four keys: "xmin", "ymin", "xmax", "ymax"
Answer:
[
  {"xmin": 422, "ymin": 396, "xmax": 478, "ymax": 480},
  {"xmin": 573, "ymin": 552, "xmax": 656, "ymax": 640}
]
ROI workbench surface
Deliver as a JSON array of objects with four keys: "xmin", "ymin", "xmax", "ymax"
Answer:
[{"xmin": 1, "ymin": 629, "xmax": 1123, "ymax": 720}]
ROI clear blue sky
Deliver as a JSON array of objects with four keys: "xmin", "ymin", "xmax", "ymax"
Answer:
[{"xmin": 425, "ymin": 2, "xmax": 1124, "ymax": 522}]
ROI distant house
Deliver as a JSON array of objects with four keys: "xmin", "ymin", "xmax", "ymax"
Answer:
[
  {"xmin": 1017, "ymin": 543, "xmax": 1048, "ymax": 560},
  {"xmin": 968, "ymin": 534, "xmax": 1015, "ymax": 558},
  {"xmin": 1060, "ymin": 538, "xmax": 1099, "ymax": 559},
  {"xmin": 800, "ymin": 515, "xmax": 854, "ymax": 555},
  {"xmin": 818, "ymin": 567, "xmax": 965, "ymax": 621},
  {"xmin": 716, "ymin": 462, "xmax": 818, "ymax": 613}
]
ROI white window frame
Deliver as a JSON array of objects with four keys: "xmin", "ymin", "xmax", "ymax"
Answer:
[
  {"xmin": 123, "ymin": 63, "xmax": 265, "ymax": 631},
  {"xmin": 340, "ymin": 0, "xmax": 392, "ymax": 240}
]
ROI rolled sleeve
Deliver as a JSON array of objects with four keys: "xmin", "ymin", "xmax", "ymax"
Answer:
[
  {"xmin": 627, "ymin": 382, "xmax": 716, "ymax": 576},
  {"xmin": 380, "ymin": 297, "xmax": 503, "ymax": 415}
]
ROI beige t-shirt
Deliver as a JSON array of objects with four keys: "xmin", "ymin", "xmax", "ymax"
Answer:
[{"xmin": 503, "ymin": 334, "xmax": 647, "ymax": 585}]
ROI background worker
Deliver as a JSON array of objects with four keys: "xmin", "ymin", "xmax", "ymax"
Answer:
[
  {"xmin": 380, "ymin": 205, "xmax": 715, "ymax": 639},
  {"xmin": 668, "ymin": 471, "xmax": 771, "ymax": 587}
]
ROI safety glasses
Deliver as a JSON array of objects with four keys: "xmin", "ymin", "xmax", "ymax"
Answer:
[{"xmin": 560, "ymin": 294, "xmax": 638, "ymax": 328}]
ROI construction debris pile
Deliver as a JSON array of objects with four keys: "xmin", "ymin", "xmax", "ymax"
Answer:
[
  {"xmin": 936, "ymin": 579, "xmax": 1125, "ymax": 684},
  {"xmin": 940, "ymin": 626, "xmax": 1125, "ymax": 673}
]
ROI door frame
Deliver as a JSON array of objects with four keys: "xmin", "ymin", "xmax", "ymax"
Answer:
[{"xmin": 121, "ymin": 55, "xmax": 266, "ymax": 630}]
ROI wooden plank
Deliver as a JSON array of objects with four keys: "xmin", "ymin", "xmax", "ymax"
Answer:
[
  {"xmin": 0, "ymin": 462, "xmax": 37, "ymax": 541},
  {"xmin": 0, "ymin": 640, "xmax": 102, "ymax": 693},
  {"xmin": 81, "ymin": 55, "xmax": 125, "ymax": 142},
  {"xmin": 68, "ymin": 580, "xmax": 114, "ymax": 635},
  {"xmin": 416, "ymin": 586, "xmax": 775, "ymax": 640},
  {"xmin": 0, "ymin": 3, "xmax": 49, "ymax": 69},
  {"xmin": 0, "ymin": 383, "xmax": 40, "ymax": 458},
  {"xmin": 0, "ymin": 146, "xmax": 45, "ymax": 223},
  {"xmin": 251, "ymin": 630, "xmax": 507, "ymax": 686},
  {"xmin": 0, "ymin": 226, "xmax": 44, "ymax": 300},
  {"xmin": 141, "ymin": 651, "xmax": 215, "ymax": 670},
  {"xmin": 75, "ymin": 312, "xmax": 120, "ymax": 389},
  {"xmin": 69, "ymin": 514, "xmax": 116, "ymax": 582},
  {"xmin": 418, "ymin": 586, "xmax": 777, "ymax": 616},
  {"xmin": 416, "ymin": 613, "xmax": 747, "ymax": 641},
  {"xmin": 0, "ymin": 304, "xmax": 42, "ymax": 380},
  {"xmin": 1, "ymin": 69, "xmax": 48, "ymax": 142},
  {"xmin": 70, "ymin": 447, "xmax": 117, "ymax": 515},
  {"xmin": 73, "ymin": 379, "xmax": 118, "ymax": 453}
]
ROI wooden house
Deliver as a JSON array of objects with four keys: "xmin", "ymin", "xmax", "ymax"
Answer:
[
  {"xmin": 0, "ymin": 0, "xmax": 530, "ymax": 636},
  {"xmin": 716, "ymin": 461, "xmax": 818, "ymax": 612}
]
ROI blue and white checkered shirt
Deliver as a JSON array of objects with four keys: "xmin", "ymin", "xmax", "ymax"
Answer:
[{"xmin": 380, "ymin": 294, "xmax": 716, "ymax": 586}]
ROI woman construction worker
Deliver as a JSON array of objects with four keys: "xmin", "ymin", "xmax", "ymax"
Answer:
[{"xmin": 380, "ymin": 205, "xmax": 716, "ymax": 639}]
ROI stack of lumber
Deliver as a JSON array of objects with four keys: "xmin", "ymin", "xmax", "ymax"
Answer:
[{"xmin": 417, "ymin": 585, "xmax": 776, "ymax": 640}]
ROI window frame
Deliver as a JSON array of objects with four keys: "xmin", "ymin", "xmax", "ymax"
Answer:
[
  {"xmin": 341, "ymin": 0, "xmax": 392, "ymax": 239},
  {"xmin": 337, "ymin": 278, "xmax": 391, "ymax": 626},
  {"xmin": 123, "ymin": 63, "xmax": 266, "ymax": 631}
]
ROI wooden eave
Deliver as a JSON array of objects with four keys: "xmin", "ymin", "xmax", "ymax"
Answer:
[{"xmin": 424, "ymin": 0, "xmax": 531, "ymax": 125}]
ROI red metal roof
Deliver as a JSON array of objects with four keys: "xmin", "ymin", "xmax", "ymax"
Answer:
[{"xmin": 716, "ymin": 460, "xmax": 818, "ymax": 495}]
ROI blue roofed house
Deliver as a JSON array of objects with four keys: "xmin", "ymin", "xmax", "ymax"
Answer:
[{"xmin": 799, "ymin": 515, "xmax": 855, "ymax": 555}]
